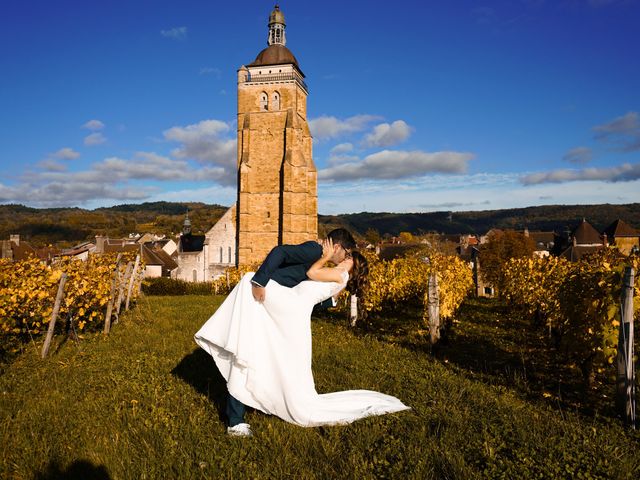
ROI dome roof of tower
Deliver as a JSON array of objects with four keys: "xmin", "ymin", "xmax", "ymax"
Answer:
[
  {"xmin": 269, "ymin": 5, "xmax": 286, "ymax": 25},
  {"xmin": 248, "ymin": 44, "xmax": 302, "ymax": 72}
]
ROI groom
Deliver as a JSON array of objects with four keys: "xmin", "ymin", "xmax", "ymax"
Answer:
[{"xmin": 226, "ymin": 228, "xmax": 356, "ymax": 437}]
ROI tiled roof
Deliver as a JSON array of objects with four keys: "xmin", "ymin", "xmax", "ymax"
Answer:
[
  {"xmin": 572, "ymin": 219, "xmax": 602, "ymax": 245},
  {"xmin": 142, "ymin": 246, "xmax": 178, "ymax": 271},
  {"xmin": 603, "ymin": 219, "xmax": 639, "ymax": 238}
]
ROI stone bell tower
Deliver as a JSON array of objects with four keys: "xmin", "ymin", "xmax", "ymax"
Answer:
[{"xmin": 236, "ymin": 4, "xmax": 318, "ymax": 266}]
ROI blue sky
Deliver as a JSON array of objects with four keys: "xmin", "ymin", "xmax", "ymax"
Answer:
[{"xmin": 1, "ymin": 0, "xmax": 639, "ymax": 214}]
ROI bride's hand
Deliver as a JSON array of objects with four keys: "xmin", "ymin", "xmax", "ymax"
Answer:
[{"xmin": 321, "ymin": 238, "xmax": 334, "ymax": 261}]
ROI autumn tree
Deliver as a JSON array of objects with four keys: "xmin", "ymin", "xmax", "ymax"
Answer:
[
  {"xmin": 398, "ymin": 231, "xmax": 414, "ymax": 243},
  {"xmin": 479, "ymin": 230, "xmax": 536, "ymax": 296},
  {"xmin": 364, "ymin": 228, "xmax": 381, "ymax": 245}
]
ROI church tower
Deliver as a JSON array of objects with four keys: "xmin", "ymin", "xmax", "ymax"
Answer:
[{"xmin": 236, "ymin": 4, "xmax": 318, "ymax": 266}]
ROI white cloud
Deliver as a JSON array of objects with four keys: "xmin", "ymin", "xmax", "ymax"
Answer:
[
  {"xmin": 45, "ymin": 147, "xmax": 80, "ymax": 161},
  {"xmin": 328, "ymin": 154, "xmax": 361, "ymax": 167},
  {"xmin": 330, "ymin": 143, "xmax": 354, "ymax": 155},
  {"xmin": 362, "ymin": 120, "xmax": 412, "ymax": 148},
  {"xmin": 593, "ymin": 111, "xmax": 640, "ymax": 152},
  {"xmin": 309, "ymin": 114, "xmax": 381, "ymax": 141},
  {"xmin": 521, "ymin": 162, "xmax": 640, "ymax": 185},
  {"xmin": 563, "ymin": 146, "xmax": 592, "ymax": 164},
  {"xmin": 318, "ymin": 149, "xmax": 474, "ymax": 182},
  {"xmin": 163, "ymin": 119, "xmax": 236, "ymax": 184},
  {"xmin": 37, "ymin": 159, "xmax": 67, "ymax": 172},
  {"xmin": 84, "ymin": 132, "xmax": 107, "ymax": 146},
  {"xmin": 93, "ymin": 152, "xmax": 227, "ymax": 183},
  {"xmin": 317, "ymin": 172, "xmax": 640, "ymax": 215},
  {"xmin": 0, "ymin": 118, "xmax": 239, "ymax": 206},
  {"xmin": 161, "ymin": 27, "xmax": 188, "ymax": 40},
  {"xmin": 0, "ymin": 178, "xmax": 153, "ymax": 207},
  {"xmin": 82, "ymin": 119, "xmax": 105, "ymax": 131}
]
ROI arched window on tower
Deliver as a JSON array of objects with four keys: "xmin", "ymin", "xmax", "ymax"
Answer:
[
  {"xmin": 260, "ymin": 92, "xmax": 268, "ymax": 111},
  {"xmin": 273, "ymin": 91, "xmax": 280, "ymax": 110}
]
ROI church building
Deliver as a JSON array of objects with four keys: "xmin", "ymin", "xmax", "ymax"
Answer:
[
  {"xmin": 175, "ymin": 5, "xmax": 318, "ymax": 280},
  {"xmin": 235, "ymin": 4, "xmax": 318, "ymax": 265}
]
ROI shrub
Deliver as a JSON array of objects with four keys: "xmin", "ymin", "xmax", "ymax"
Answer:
[{"xmin": 141, "ymin": 277, "xmax": 213, "ymax": 296}]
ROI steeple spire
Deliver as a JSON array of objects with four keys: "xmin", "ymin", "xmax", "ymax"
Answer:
[
  {"xmin": 268, "ymin": 4, "xmax": 286, "ymax": 46},
  {"xmin": 183, "ymin": 209, "xmax": 192, "ymax": 235}
]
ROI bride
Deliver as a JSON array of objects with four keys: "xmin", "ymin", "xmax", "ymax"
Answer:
[{"xmin": 194, "ymin": 240, "xmax": 409, "ymax": 432}]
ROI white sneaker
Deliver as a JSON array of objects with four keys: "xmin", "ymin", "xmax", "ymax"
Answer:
[{"xmin": 227, "ymin": 423, "xmax": 253, "ymax": 437}]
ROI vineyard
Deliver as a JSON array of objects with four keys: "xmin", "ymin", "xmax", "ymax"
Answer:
[
  {"xmin": 502, "ymin": 249, "xmax": 640, "ymax": 387},
  {"xmin": 0, "ymin": 253, "xmax": 143, "ymax": 355},
  {"xmin": 2, "ymin": 247, "xmax": 638, "ymax": 407}
]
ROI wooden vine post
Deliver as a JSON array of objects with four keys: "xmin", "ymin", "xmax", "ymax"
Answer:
[
  {"xmin": 103, "ymin": 253, "xmax": 123, "ymax": 335},
  {"xmin": 115, "ymin": 261, "xmax": 133, "ymax": 317},
  {"xmin": 427, "ymin": 272, "xmax": 440, "ymax": 345},
  {"xmin": 41, "ymin": 273, "xmax": 68, "ymax": 359},
  {"xmin": 125, "ymin": 254, "xmax": 140, "ymax": 311},
  {"xmin": 616, "ymin": 266, "xmax": 635, "ymax": 428}
]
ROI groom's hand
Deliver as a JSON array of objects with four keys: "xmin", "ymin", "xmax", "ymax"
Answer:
[{"xmin": 252, "ymin": 285, "xmax": 266, "ymax": 303}]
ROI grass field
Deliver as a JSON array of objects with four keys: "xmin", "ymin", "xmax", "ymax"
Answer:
[{"xmin": 1, "ymin": 295, "xmax": 639, "ymax": 479}]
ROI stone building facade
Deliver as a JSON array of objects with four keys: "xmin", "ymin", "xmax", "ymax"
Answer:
[
  {"xmin": 172, "ymin": 207, "xmax": 237, "ymax": 281},
  {"xmin": 205, "ymin": 205, "xmax": 237, "ymax": 277},
  {"xmin": 235, "ymin": 5, "xmax": 318, "ymax": 266}
]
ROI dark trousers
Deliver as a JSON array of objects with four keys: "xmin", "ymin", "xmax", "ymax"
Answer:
[{"xmin": 226, "ymin": 393, "xmax": 246, "ymax": 427}]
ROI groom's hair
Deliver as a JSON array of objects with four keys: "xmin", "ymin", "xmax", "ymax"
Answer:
[{"xmin": 327, "ymin": 228, "xmax": 356, "ymax": 251}]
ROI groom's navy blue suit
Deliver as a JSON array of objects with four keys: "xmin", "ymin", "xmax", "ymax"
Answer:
[{"xmin": 227, "ymin": 241, "xmax": 332, "ymax": 427}]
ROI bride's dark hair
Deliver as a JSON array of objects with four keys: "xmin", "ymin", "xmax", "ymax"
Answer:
[{"xmin": 346, "ymin": 251, "xmax": 369, "ymax": 297}]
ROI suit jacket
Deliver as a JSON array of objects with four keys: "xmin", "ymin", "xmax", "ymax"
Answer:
[{"xmin": 252, "ymin": 241, "xmax": 334, "ymax": 309}]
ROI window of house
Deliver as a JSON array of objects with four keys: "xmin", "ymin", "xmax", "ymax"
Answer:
[
  {"xmin": 192, "ymin": 270, "xmax": 197, "ymax": 282},
  {"xmin": 273, "ymin": 92, "xmax": 280, "ymax": 110},
  {"xmin": 260, "ymin": 92, "xmax": 268, "ymax": 111},
  {"xmin": 219, "ymin": 247, "xmax": 223, "ymax": 263},
  {"xmin": 228, "ymin": 246, "xmax": 232, "ymax": 264}
]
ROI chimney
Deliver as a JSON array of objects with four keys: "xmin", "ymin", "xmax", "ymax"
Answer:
[
  {"xmin": 524, "ymin": 227, "xmax": 529, "ymax": 237},
  {"xmin": 572, "ymin": 236, "xmax": 577, "ymax": 247},
  {"xmin": 602, "ymin": 233, "xmax": 608, "ymax": 247},
  {"xmin": 95, "ymin": 235, "xmax": 106, "ymax": 254},
  {"xmin": 10, "ymin": 234, "xmax": 19, "ymax": 246}
]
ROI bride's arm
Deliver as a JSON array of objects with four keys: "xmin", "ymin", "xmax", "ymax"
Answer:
[{"xmin": 307, "ymin": 239, "xmax": 345, "ymax": 283}]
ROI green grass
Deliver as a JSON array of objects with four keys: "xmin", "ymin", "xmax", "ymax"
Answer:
[{"xmin": 1, "ymin": 295, "xmax": 639, "ymax": 479}]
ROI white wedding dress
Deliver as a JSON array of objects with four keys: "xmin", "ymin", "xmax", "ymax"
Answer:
[{"xmin": 194, "ymin": 272, "xmax": 410, "ymax": 427}]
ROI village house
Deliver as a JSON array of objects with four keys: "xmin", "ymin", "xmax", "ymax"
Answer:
[
  {"xmin": 603, "ymin": 219, "xmax": 640, "ymax": 255},
  {"xmin": 558, "ymin": 219, "xmax": 604, "ymax": 261},
  {"xmin": 1, "ymin": 234, "xmax": 59, "ymax": 263}
]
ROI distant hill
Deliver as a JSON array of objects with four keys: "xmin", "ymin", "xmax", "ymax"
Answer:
[
  {"xmin": 319, "ymin": 203, "xmax": 640, "ymax": 237},
  {"xmin": 0, "ymin": 202, "xmax": 228, "ymax": 247},
  {"xmin": 1, "ymin": 202, "xmax": 639, "ymax": 247}
]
